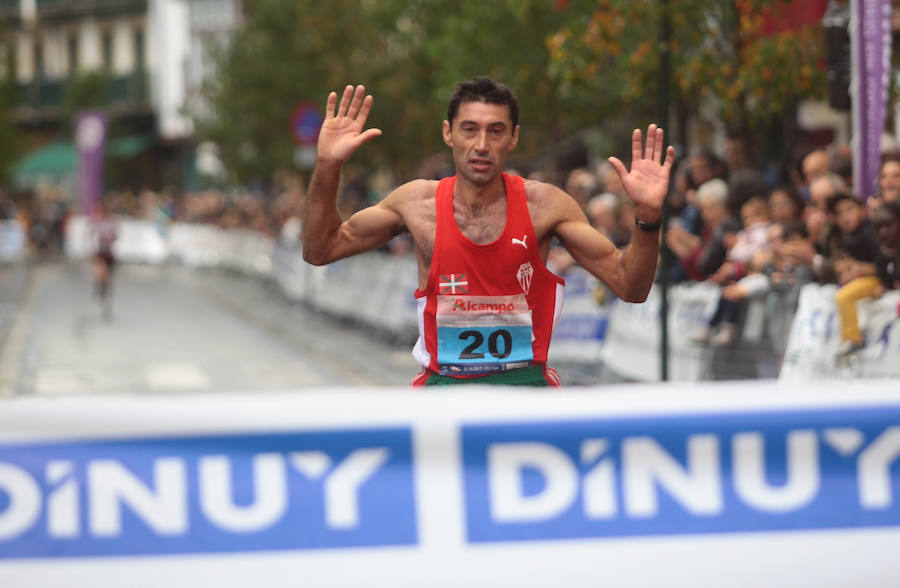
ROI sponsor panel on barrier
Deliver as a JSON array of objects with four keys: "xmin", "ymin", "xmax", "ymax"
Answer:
[
  {"xmin": 781, "ymin": 285, "xmax": 900, "ymax": 380},
  {"xmin": 61, "ymin": 215, "xmax": 900, "ymax": 379}
]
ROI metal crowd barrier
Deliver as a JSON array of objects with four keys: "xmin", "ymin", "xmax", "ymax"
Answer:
[{"xmin": 62, "ymin": 215, "xmax": 900, "ymax": 381}]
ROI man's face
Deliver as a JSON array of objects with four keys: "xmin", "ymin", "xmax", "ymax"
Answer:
[
  {"xmin": 872, "ymin": 208, "xmax": 900, "ymax": 250},
  {"xmin": 879, "ymin": 161, "xmax": 900, "ymax": 203},
  {"xmin": 725, "ymin": 138, "xmax": 745, "ymax": 171},
  {"xmin": 768, "ymin": 190, "xmax": 799, "ymax": 222},
  {"xmin": 443, "ymin": 101, "xmax": 519, "ymax": 186},
  {"xmin": 699, "ymin": 200, "xmax": 726, "ymax": 226},
  {"xmin": 688, "ymin": 156, "xmax": 713, "ymax": 187},
  {"xmin": 833, "ymin": 198, "xmax": 865, "ymax": 234},
  {"xmin": 802, "ymin": 151, "xmax": 828, "ymax": 184},
  {"xmin": 809, "ymin": 178, "xmax": 836, "ymax": 212}
]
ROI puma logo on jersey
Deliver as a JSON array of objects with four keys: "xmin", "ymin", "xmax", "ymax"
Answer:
[{"xmin": 511, "ymin": 235, "xmax": 528, "ymax": 249}]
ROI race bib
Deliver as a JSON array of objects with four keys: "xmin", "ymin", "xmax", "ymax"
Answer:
[{"xmin": 436, "ymin": 294, "xmax": 533, "ymax": 375}]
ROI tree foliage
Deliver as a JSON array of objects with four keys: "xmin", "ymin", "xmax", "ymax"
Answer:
[
  {"xmin": 198, "ymin": 0, "xmax": 581, "ymax": 183},
  {"xmin": 196, "ymin": 0, "xmax": 413, "ymax": 182},
  {"xmin": 549, "ymin": 0, "xmax": 827, "ymax": 141},
  {"xmin": 0, "ymin": 77, "xmax": 20, "ymax": 184},
  {"xmin": 198, "ymin": 0, "xmax": 829, "ymax": 184}
]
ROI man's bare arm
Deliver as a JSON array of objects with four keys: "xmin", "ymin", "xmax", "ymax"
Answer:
[
  {"xmin": 302, "ymin": 162, "xmax": 405, "ymax": 265},
  {"xmin": 554, "ymin": 125, "xmax": 674, "ymax": 302},
  {"xmin": 552, "ymin": 195, "xmax": 658, "ymax": 302},
  {"xmin": 302, "ymin": 84, "xmax": 398, "ymax": 265}
]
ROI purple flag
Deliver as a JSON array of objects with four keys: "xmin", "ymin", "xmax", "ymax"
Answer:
[
  {"xmin": 850, "ymin": 0, "xmax": 892, "ymax": 199},
  {"xmin": 76, "ymin": 111, "xmax": 108, "ymax": 214}
]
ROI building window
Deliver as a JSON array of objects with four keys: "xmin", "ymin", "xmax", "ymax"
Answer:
[
  {"xmin": 101, "ymin": 31, "xmax": 113, "ymax": 70},
  {"xmin": 33, "ymin": 39, "xmax": 43, "ymax": 79},
  {"xmin": 68, "ymin": 34, "xmax": 78, "ymax": 74},
  {"xmin": 134, "ymin": 30, "xmax": 144, "ymax": 71}
]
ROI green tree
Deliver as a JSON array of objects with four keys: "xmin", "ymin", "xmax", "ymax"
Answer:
[
  {"xmin": 0, "ymin": 76, "xmax": 20, "ymax": 184},
  {"xmin": 198, "ymin": 0, "xmax": 583, "ymax": 183},
  {"xmin": 197, "ymin": 0, "xmax": 414, "ymax": 183},
  {"xmin": 62, "ymin": 70, "xmax": 113, "ymax": 133},
  {"xmin": 0, "ymin": 38, "xmax": 23, "ymax": 184},
  {"xmin": 393, "ymin": 0, "xmax": 570, "ymax": 168},
  {"xmin": 549, "ymin": 0, "xmax": 827, "ymax": 161}
]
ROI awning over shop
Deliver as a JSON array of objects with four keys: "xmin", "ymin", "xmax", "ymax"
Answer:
[
  {"xmin": 14, "ymin": 140, "xmax": 75, "ymax": 181},
  {"xmin": 12, "ymin": 134, "xmax": 153, "ymax": 185}
]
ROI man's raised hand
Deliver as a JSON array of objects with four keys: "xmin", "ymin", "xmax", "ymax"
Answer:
[
  {"xmin": 317, "ymin": 85, "xmax": 382, "ymax": 165},
  {"xmin": 608, "ymin": 124, "xmax": 675, "ymax": 220}
]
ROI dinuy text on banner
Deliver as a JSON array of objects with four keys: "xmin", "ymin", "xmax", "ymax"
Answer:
[
  {"xmin": 0, "ymin": 429, "xmax": 416, "ymax": 558},
  {"xmin": 1, "ymin": 384, "xmax": 900, "ymax": 587},
  {"xmin": 462, "ymin": 406, "xmax": 900, "ymax": 542},
  {"xmin": 850, "ymin": 0, "xmax": 892, "ymax": 199}
]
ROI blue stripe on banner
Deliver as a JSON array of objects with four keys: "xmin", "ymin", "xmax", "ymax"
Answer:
[
  {"xmin": 0, "ymin": 428, "xmax": 417, "ymax": 558},
  {"xmin": 461, "ymin": 406, "xmax": 900, "ymax": 542}
]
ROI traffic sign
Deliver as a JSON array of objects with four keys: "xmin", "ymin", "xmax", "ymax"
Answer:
[{"xmin": 291, "ymin": 102, "xmax": 323, "ymax": 145}]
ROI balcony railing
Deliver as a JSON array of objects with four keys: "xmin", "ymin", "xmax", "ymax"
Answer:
[
  {"xmin": 0, "ymin": 0, "xmax": 20, "ymax": 18},
  {"xmin": 36, "ymin": 0, "xmax": 146, "ymax": 19},
  {"xmin": 16, "ymin": 70, "xmax": 149, "ymax": 112},
  {"xmin": 0, "ymin": 0, "xmax": 146, "ymax": 23}
]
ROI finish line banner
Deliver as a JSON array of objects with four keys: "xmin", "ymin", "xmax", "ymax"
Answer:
[{"xmin": 2, "ymin": 383, "xmax": 900, "ymax": 586}]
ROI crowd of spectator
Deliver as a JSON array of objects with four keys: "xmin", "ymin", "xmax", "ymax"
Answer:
[
  {"xmin": 4, "ymin": 135, "xmax": 900, "ymax": 365},
  {"xmin": 658, "ymin": 143, "xmax": 900, "ymax": 362},
  {"xmin": 499, "ymin": 137, "xmax": 900, "ymax": 365},
  {"xmin": 0, "ymin": 172, "xmax": 308, "ymax": 257}
]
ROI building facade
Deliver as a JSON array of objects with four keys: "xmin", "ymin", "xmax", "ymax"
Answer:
[{"xmin": 2, "ymin": 0, "xmax": 241, "ymax": 190}]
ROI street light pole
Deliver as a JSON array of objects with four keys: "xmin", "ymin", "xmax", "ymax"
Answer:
[{"xmin": 659, "ymin": 0, "xmax": 672, "ymax": 381}]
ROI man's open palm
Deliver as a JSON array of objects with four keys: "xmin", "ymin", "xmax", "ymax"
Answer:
[
  {"xmin": 318, "ymin": 85, "xmax": 382, "ymax": 164},
  {"xmin": 608, "ymin": 124, "xmax": 675, "ymax": 212}
]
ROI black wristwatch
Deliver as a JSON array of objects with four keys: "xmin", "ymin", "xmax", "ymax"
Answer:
[{"xmin": 634, "ymin": 217, "xmax": 662, "ymax": 232}]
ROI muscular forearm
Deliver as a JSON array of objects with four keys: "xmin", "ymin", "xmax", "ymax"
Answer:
[
  {"xmin": 302, "ymin": 160, "xmax": 345, "ymax": 265},
  {"xmin": 618, "ymin": 227, "xmax": 661, "ymax": 302}
]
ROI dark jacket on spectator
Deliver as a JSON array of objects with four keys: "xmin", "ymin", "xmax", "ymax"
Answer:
[
  {"xmin": 834, "ymin": 219, "xmax": 880, "ymax": 263},
  {"xmin": 679, "ymin": 215, "xmax": 742, "ymax": 280}
]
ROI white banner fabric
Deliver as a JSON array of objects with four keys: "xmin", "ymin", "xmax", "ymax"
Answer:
[{"xmin": 2, "ymin": 382, "xmax": 900, "ymax": 586}]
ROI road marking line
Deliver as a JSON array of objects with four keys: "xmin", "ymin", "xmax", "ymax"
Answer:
[
  {"xmin": 34, "ymin": 368, "xmax": 95, "ymax": 395},
  {"xmin": 145, "ymin": 361, "xmax": 211, "ymax": 391}
]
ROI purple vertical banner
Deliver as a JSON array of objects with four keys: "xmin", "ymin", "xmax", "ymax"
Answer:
[
  {"xmin": 850, "ymin": 0, "xmax": 892, "ymax": 200},
  {"xmin": 76, "ymin": 111, "xmax": 108, "ymax": 214}
]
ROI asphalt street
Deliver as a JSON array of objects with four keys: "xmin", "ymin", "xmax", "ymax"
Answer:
[{"xmin": 0, "ymin": 261, "xmax": 420, "ymax": 397}]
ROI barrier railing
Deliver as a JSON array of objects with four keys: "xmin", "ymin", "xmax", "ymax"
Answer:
[
  {"xmin": 0, "ymin": 220, "xmax": 26, "ymax": 263},
  {"xmin": 62, "ymin": 215, "xmax": 900, "ymax": 380}
]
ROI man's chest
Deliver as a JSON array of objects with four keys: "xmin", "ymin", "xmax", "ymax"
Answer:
[
  {"xmin": 452, "ymin": 203, "xmax": 508, "ymax": 244},
  {"xmin": 400, "ymin": 191, "xmax": 551, "ymax": 274}
]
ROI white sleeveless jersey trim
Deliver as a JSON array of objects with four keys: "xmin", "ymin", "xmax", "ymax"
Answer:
[
  {"xmin": 412, "ymin": 296, "xmax": 431, "ymax": 367},
  {"xmin": 552, "ymin": 281, "xmax": 565, "ymax": 331}
]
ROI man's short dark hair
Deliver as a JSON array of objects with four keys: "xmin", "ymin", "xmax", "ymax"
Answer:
[
  {"xmin": 447, "ymin": 77, "xmax": 519, "ymax": 129},
  {"xmin": 780, "ymin": 220, "xmax": 808, "ymax": 240},
  {"xmin": 826, "ymin": 191, "xmax": 863, "ymax": 214},
  {"xmin": 879, "ymin": 200, "xmax": 900, "ymax": 221}
]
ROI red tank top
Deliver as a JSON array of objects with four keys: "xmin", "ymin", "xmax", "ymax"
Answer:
[{"xmin": 412, "ymin": 173, "xmax": 566, "ymax": 378}]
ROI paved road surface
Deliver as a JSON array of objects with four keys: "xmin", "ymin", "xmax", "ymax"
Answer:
[{"xmin": 0, "ymin": 261, "xmax": 420, "ymax": 397}]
